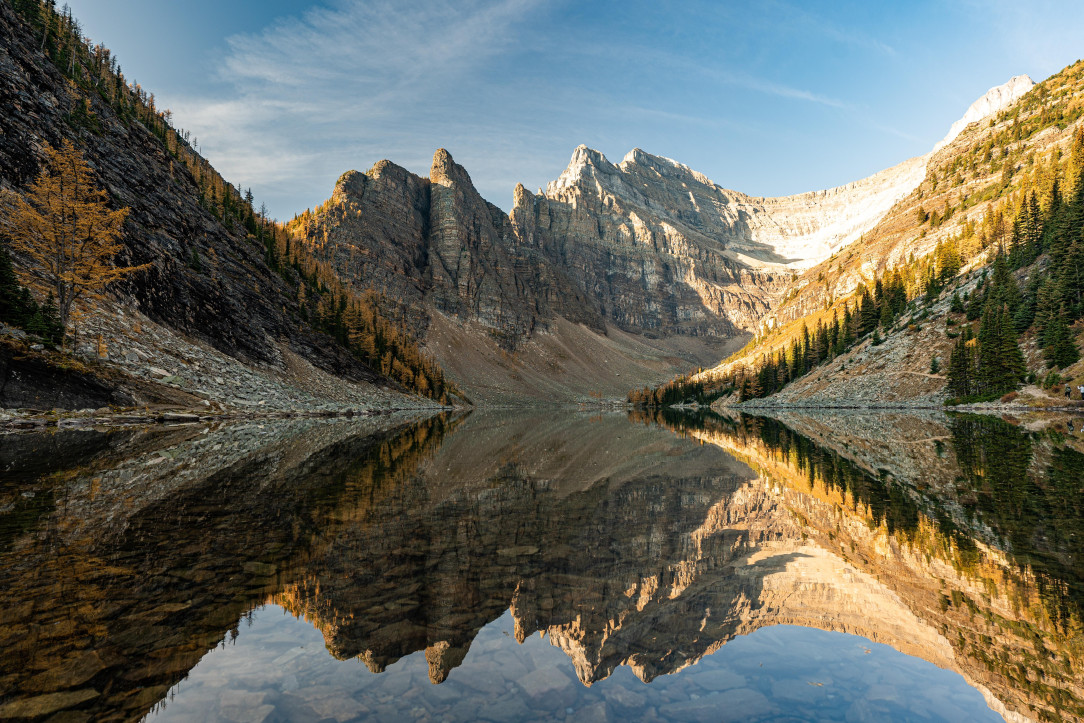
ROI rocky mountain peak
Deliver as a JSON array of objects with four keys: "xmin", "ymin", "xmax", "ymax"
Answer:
[
  {"xmin": 620, "ymin": 147, "xmax": 652, "ymax": 165},
  {"xmin": 546, "ymin": 144, "xmax": 615, "ymax": 194},
  {"xmin": 429, "ymin": 147, "xmax": 457, "ymax": 186},
  {"xmin": 619, "ymin": 147, "xmax": 718, "ymax": 188},
  {"xmin": 331, "ymin": 169, "xmax": 367, "ymax": 203},
  {"xmin": 934, "ymin": 74, "xmax": 1035, "ymax": 151},
  {"xmin": 512, "ymin": 181, "xmax": 531, "ymax": 208},
  {"xmin": 331, "ymin": 160, "xmax": 422, "ymax": 206}
]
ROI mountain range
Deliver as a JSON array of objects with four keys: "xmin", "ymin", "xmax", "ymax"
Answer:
[{"xmin": 287, "ymin": 74, "xmax": 1036, "ymax": 403}]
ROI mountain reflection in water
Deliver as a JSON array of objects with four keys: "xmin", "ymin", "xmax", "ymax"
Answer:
[{"xmin": 0, "ymin": 408, "xmax": 1081, "ymax": 721}]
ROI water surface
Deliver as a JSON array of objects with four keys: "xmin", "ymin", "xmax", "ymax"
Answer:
[{"xmin": 1, "ymin": 408, "xmax": 1081, "ymax": 721}]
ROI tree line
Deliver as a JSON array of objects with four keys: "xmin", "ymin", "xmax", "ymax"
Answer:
[{"xmin": 628, "ymin": 270, "xmax": 910, "ymax": 406}]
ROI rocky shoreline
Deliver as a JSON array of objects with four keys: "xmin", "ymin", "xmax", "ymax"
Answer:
[
  {"xmin": 0, "ymin": 303, "xmax": 451, "ymax": 431},
  {"xmin": 0, "ymin": 403, "xmax": 446, "ymax": 432},
  {"xmin": 721, "ymin": 399, "xmax": 1084, "ymax": 413}
]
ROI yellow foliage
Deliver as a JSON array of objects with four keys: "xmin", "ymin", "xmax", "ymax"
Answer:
[{"xmin": 1, "ymin": 139, "xmax": 148, "ymax": 339}]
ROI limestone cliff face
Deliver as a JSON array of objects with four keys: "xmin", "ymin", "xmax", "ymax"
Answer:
[
  {"xmin": 517, "ymin": 147, "xmax": 781, "ymax": 335},
  {"xmin": 302, "ymin": 150, "xmax": 601, "ymax": 347},
  {"xmin": 538, "ymin": 145, "xmax": 926, "ymax": 273}
]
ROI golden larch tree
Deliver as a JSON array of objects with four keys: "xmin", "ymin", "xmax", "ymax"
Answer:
[{"xmin": 1, "ymin": 138, "xmax": 146, "ymax": 343}]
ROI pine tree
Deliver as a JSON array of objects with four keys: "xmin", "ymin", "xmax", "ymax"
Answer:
[
  {"xmin": 879, "ymin": 300, "xmax": 893, "ymax": 330},
  {"xmin": 1044, "ymin": 305, "xmax": 1080, "ymax": 369},
  {"xmin": 965, "ymin": 283, "xmax": 985, "ymax": 321},
  {"xmin": 985, "ymin": 251, "xmax": 1021, "ymax": 316},
  {"xmin": 1014, "ymin": 274, "xmax": 1040, "ymax": 333},
  {"xmin": 947, "ymin": 326, "xmax": 976, "ymax": 399},
  {"xmin": 1035, "ymin": 278, "xmax": 1059, "ymax": 348},
  {"xmin": 858, "ymin": 287, "xmax": 879, "ymax": 336},
  {"xmin": 1060, "ymin": 239, "xmax": 1084, "ymax": 319},
  {"xmin": 995, "ymin": 304, "xmax": 1026, "ymax": 389},
  {"xmin": 842, "ymin": 303, "xmax": 856, "ymax": 346},
  {"xmin": 978, "ymin": 302, "xmax": 1024, "ymax": 395},
  {"xmin": 0, "ymin": 243, "xmax": 30, "ymax": 326}
]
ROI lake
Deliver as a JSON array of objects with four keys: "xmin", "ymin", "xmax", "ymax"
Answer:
[{"xmin": 1, "ymin": 408, "xmax": 1082, "ymax": 721}]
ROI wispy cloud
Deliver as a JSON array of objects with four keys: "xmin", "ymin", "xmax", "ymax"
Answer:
[
  {"xmin": 163, "ymin": 0, "xmax": 934, "ymax": 218},
  {"xmin": 762, "ymin": 0, "xmax": 897, "ymax": 57},
  {"xmin": 728, "ymin": 73, "xmax": 851, "ymax": 109},
  {"xmin": 170, "ymin": 0, "xmax": 544, "ymax": 216},
  {"xmin": 221, "ymin": 0, "xmax": 537, "ymax": 91}
]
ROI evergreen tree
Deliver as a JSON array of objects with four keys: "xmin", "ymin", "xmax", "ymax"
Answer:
[
  {"xmin": 857, "ymin": 287, "xmax": 879, "ymax": 336},
  {"xmin": 965, "ymin": 283, "xmax": 985, "ymax": 321},
  {"xmin": 947, "ymin": 325, "xmax": 977, "ymax": 398},
  {"xmin": 978, "ymin": 302, "xmax": 1024, "ymax": 395},
  {"xmin": 1060, "ymin": 239, "xmax": 1084, "ymax": 319},
  {"xmin": 879, "ymin": 300, "xmax": 893, "ymax": 330},
  {"xmin": 829, "ymin": 312, "xmax": 842, "ymax": 355},
  {"xmin": 789, "ymin": 338, "xmax": 804, "ymax": 380},
  {"xmin": 1044, "ymin": 305, "xmax": 1080, "ymax": 369},
  {"xmin": 1014, "ymin": 274, "xmax": 1040, "ymax": 333},
  {"xmin": 985, "ymin": 251, "xmax": 1021, "ymax": 316},
  {"xmin": 0, "ymin": 243, "xmax": 28, "ymax": 325},
  {"xmin": 1035, "ymin": 278, "xmax": 1059, "ymax": 348},
  {"xmin": 842, "ymin": 303, "xmax": 856, "ymax": 346}
]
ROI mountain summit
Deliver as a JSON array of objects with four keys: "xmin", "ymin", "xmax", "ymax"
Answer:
[{"xmin": 934, "ymin": 74, "xmax": 1035, "ymax": 151}]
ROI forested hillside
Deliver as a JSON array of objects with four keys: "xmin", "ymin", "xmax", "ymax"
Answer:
[{"xmin": 640, "ymin": 60, "xmax": 1084, "ymax": 409}]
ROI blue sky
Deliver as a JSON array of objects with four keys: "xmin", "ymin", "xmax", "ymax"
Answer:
[{"xmin": 64, "ymin": 0, "xmax": 1084, "ymax": 219}]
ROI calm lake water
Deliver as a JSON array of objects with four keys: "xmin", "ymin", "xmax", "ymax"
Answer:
[{"xmin": 1, "ymin": 408, "xmax": 1082, "ymax": 722}]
